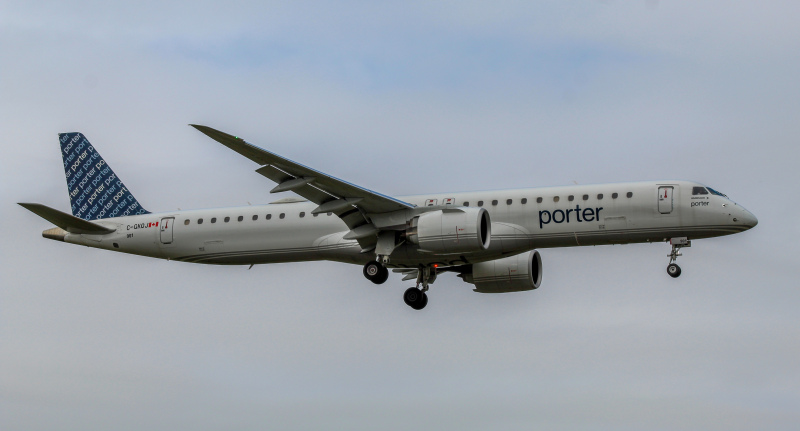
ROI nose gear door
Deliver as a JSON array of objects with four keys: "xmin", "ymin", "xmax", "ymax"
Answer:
[{"xmin": 658, "ymin": 186, "xmax": 673, "ymax": 214}]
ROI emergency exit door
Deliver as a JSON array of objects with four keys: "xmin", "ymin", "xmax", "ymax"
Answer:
[
  {"xmin": 160, "ymin": 217, "xmax": 174, "ymax": 244},
  {"xmin": 658, "ymin": 187, "xmax": 673, "ymax": 214}
]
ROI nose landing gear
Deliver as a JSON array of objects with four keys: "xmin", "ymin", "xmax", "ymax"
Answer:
[
  {"xmin": 667, "ymin": 237, "xmax": 691, "ymax": 278},
  {"xmin": 667, "ymin": 263, "xmax": 682, "ymax": 278}
]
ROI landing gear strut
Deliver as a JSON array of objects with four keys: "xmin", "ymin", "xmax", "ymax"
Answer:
[
  {"xmin": 403, "ymin": 265, "xmax": 437, "ymax": 310},
  {"xmin": 363, "ymin": 261, "xmax": 389, "ymax": 284},
  {"xmin": 667, "ymin": 237, "xmax": 691, "ymax": 278}
]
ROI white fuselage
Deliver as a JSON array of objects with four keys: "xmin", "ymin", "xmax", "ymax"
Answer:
[{"xmin": 62, "ymin": 180, "xmax": 756, "ymax": 269}]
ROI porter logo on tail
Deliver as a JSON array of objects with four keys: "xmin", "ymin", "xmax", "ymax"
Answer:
[{"xmin": 59, "ymin": 132, "xmax": 149, "ymax": 220}]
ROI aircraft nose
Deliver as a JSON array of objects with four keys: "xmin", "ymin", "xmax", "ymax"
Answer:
[{"xmin": 737, "ymin": 207, "xmax": 758, "ymax": 230}]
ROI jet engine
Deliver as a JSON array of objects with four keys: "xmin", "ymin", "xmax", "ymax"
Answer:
[
  {"xmin": 461, "ymin": 250, "xmax": 542, "ymax": 293},
  {"xmin": 406, "ymin": 207, "xmax": 491, "ymax": 254}
]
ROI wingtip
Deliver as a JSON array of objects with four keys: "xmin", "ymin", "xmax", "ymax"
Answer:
[
  {"xmin": 190, "ymin": 124, "xmax": 245, "ymax": 141},
  {"xmin": 189, "ymin": 124, "xmax": 223, "ymax": 136}
]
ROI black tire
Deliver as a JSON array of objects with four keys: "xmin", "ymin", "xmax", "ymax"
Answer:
[
  {"xmin": 404, "ymin": 287, "xmax": 422, "ymax": 307},
  {"xmin": 373, "ymin": 265, "xmax": 389, "ymax": 284},
  {"xmin": 363, "ymin": 261, "xmax": 383, "ymax": 283},
  {"xmin": 404, "ymin": 289, "xmax": 428, "ymax": 310},
  {"xmin": 667, "ymin": 263, "xmax": 682, "ymax": 278},
  {"xmin": 417, "ymin": 292, "xmax": 428, "ymax": 310}
]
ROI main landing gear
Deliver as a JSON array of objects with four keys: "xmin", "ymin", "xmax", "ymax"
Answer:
[
  {"xmin": 667, "ymin": 237, "xmax": 691, "ymax": 278},
  {"xmin": 404, "ymin": 287, "xmax": 428, "ymax": 310},
  {"xmin": 364, "ymin": 261, "xmax": 437, "ymax": 310},
  {"xmin": 403, "ymin": 266, "xmax": 437, "ymax": 310},
  {"xmin": 363, "ymin": 261, "xmax": 389, "ymax": 284}
]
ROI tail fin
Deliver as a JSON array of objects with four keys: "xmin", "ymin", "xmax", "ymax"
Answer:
[{"xmin": 60, "ymin": 132, "xmax": 149, "ymax": 220}]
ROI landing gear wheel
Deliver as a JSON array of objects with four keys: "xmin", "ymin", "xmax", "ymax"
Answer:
[
  {"xmin": 374, "ymin": 265, "xmax": 389, "ymax": 284},
  {"xmin": 667, "ymin": 263, "xmax": 682, "ymax": 278},
  {"xmin": 403, "ymin": 287, "xmax": 428, "ymax": 310},
  {"xmin": 418, "ymin": 293, "xmax": 428, "ymax": 310},
  {"xmin": 363, "ymin": 261, "xmax": 389, "ymax": 284}
]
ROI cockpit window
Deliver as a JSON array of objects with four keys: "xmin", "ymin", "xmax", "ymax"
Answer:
[
  {"xmin": 692, "ymin": 186, "xmax": 709, "ymax": 195},
  {"xmin": 707, "ymin": 187, "xmax": 727, "ymax": 197}
]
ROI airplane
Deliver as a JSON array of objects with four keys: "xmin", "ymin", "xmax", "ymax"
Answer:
[{"xmin": 19, "ymin": 125, "xmax": 758, "ymax": 310}]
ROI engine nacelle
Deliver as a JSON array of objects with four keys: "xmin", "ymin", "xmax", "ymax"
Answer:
[
  {"xmin": 462, "ymin": 250, "xmax": 542, "ymax": 293},
  {"xmin": 407, "ymin": 207, "xmax": 491, "ymax": 254}
]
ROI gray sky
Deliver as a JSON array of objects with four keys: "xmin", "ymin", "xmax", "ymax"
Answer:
[{"xmin": 2, "ymin": 1, "xmax": 799, "ymax": 430}]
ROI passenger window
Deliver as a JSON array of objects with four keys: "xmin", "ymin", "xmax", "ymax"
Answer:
[
  {"xmin": 627, "ymin": 192, "xmax": 633, "ymax": 198},
  {"xmin": 506, "ymin": 199, "xmax": 512, "ymax": 205},
  {"xmin": 521, "ymin": 198, "xmax": 527, "ymax": 204},
  {"xmin": 463, "ymin": 202, "xmax": 469, "ymax": 207},
  {"xmin": 252, "ymin": 215, "xmax": 258, "ymax": 221},
  {"xmin": 612, "ymin": 193, "xmax": 618, "ymax": 199},
  {"xmin": 492, "ymin": 200, "xmax": 498, "ymax": 206},
  {"xmin": 184, "ymin": 219, "xmax": 190, "ymax": 225},
  {"xmin": 568, "ymin": 195, "xmax": 574, "ymax": 201},
  {"xmin": 211, "ymin": 217, "xmax": 217, "ymax": 223},
  {"xmin": 280, "ymin": 213, "xmax": 285, "ymax": 219},
  {"xmin": 224, "ymin": 216, "xmax": 230, "ymax": 223},
  {"xmin": 266, "ymin": 214, "xmax": 272, "ymax": 220},
  {"xmin": 197, "ymin": 218, "xmax": 203, "ymax": 224},
  {"xmin": 536, "ymin": 197, "xmax": 543, "ymax": 203},
  {"xmin": 300, "ymin": 212, "xmax": 305, "ymax": 218},
  {"xmin": 478, "ymin": 201, "xmax": 484, "ymax": 207},
  {"xmin": 237, "ymin": 216, "xmax": 243, "ymax": 222},
  {"xmin": 327, "ymin": 212, "xmax": 332, "ymax": 216},
  {"xmin": 597, "ymin": 194, "xmax": 604, "ymax": 200},
  {"xmin": 313, "ymin": 213, "xmax": 319, "ymax": 217},
  {"xmin": 692, "ymin": 186, "xmax": 709, "ymax": 195},
  {"xmin": 583, "ymin": 194, "xmax": 589, "ymax": 201},
  {"xmin": 553, "ymin": 196, "xmax": 560, "ymax": 203}
]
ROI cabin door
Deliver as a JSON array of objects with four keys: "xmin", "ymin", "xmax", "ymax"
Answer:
[
  {"xmin": 658, "ymin": 187, "xmax": 674, "ymax": 214},
  {"xmin": 160, "ymin": 217, "xmax": 175, "ymax": 244}
]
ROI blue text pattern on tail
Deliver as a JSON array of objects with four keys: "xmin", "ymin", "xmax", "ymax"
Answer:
[{"xmin": 60, "ymin": 132, "xmax": 149, "ymax": 220}]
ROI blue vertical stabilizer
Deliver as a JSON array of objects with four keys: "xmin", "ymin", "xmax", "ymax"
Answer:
[{"xmin": 60, "ymin": 132, "xmax": 149, "ymax": 220}]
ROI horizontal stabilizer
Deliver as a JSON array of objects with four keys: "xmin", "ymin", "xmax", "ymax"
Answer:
[{"xmin": 19, "ymin": 203, "xmax": 115, "ymax": 234}]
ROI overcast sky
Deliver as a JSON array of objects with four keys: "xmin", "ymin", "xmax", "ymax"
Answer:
[{"xmin": 2, "ymin": 1, "xmax": 799, "ymax": 430}]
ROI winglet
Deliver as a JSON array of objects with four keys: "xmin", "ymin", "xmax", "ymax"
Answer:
[{"xmin": 19, "ymin": 203, "xmax": 115, "ymax": 235}]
